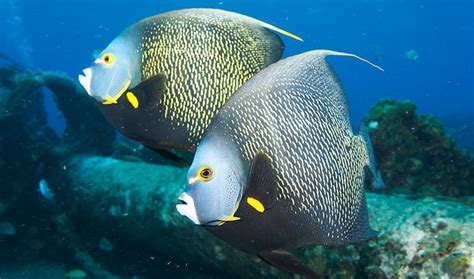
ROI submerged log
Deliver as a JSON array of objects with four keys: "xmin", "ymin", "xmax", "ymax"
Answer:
[{"xmin": 57, "ymin": 155, "xmax": 474, "ymax": 278}]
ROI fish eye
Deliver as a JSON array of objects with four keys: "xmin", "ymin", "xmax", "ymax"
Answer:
[
  {"xmin": 101, "ymin": 53, "xmax": 115, "ymax": 65},
  {"xmin": 197, "ymin": 166, "xmax": 214, "ymax": 181}
]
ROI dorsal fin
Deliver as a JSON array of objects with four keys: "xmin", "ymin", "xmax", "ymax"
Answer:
[
  {"xmin": 253, "ymin": 19, "xmax": 304, "ymax": 42},
  {"xmin": 227, "ymin": 10, "xmax": 303, "ymax": 41},
  {"xmin": 316, "ymin": 49, "xmax": 384, "ymax": 71}
]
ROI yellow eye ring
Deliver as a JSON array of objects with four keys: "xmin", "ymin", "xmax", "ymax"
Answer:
[
  {"xmin": 101, "ymin": 53, "xmax": 115, "ymax": 65},
  {"xmin": 197, "ymin": 166, "xmax": 214, "ymax": 181}
]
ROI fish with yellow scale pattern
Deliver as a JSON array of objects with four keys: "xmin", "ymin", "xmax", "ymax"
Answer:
[
  {"xmin": 176, "ymin": 50, "xmax": 384, "ymax": 277},
  {"xmin": 78, "ymin": 8, "xmax": 302, "ymax": 160}
]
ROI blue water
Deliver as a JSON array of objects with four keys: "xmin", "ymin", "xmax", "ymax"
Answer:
[
  {"xmin": 1, "ymin": 0, "xmax": 472, "ymax": 129},
  {"xmin": 1, "ymin": 1, "xmax": 473, "ymax": 278}
]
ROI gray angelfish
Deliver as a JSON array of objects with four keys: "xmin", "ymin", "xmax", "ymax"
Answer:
[{"xmin": 176, "ymin": 50, "xmax": 384, "ymax": 277}]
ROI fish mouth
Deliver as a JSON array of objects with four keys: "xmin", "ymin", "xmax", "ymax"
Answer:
[
  {"xmin": 176, "ymin": 192, "xmax": 200, "ymax": 225},
  {"xmin": 78, "ymin": 68, "xmax": 93, "ymax": 96}
]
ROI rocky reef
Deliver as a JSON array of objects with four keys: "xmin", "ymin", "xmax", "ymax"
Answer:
[
  {"xmin": 0, "ymin": 64, "xmax": 473, "ymax": 278},
  {"xmin": 302, "ymin": 193, "xmax": 473, "ymax": 278},
  {"xmin": 365, "ymin": 99, "xmax": 474, "ymax": 198}
]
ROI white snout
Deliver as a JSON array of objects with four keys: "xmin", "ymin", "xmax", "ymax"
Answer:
[
  {"xmin": 78, "ymin": 68, "xmax": 93, "ymax": 96},
  {"xmin": 176, "ymin": 192, "xmax": 200, "ymax": 225}
]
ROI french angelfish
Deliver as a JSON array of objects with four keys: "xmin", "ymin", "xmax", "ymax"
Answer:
[
  {"xmin": 78, "ymin": 8, "xmax": 302, "ymax": 159},
  {"xmin": 176, "ymin": 50, "xmax": 384, "ymax": 277}
]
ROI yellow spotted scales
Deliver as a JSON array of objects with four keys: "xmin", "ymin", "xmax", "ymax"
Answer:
[{"xmin": 137, "ymin": 10, "xmax": 284, "ymax": 146}]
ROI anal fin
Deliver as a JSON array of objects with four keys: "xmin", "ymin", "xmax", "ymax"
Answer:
[{"xmin": 259, "ymin": 250, "xmax": 320, "ymax": 279}]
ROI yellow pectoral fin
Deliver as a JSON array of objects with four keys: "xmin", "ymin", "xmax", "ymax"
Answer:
[
  {"xmin": 126, "ymin": 92, "xmax": 139, "ymax": 109},
  {"xmin": 247, "ymin": 197, "xmax": 265, "ymax": 213}
]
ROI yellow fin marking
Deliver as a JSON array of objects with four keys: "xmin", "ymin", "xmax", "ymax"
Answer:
[
  {"xmin": 254, "ymin": 20, "xmax": 303, "ymax": 41},
  {"xmin": 102, "ymin": 97, "xmax": 118, "ymax": 105},
  {"xmin": 268, "ymin": 25, "xmax": 303, "ymax": 42},
  {"xmin": 222, "ymin": 215, "xmax": 241, "ymax": 222},
  {"xmin": 247, "ymin": 197, "xmax": 265, "ymax": 213},
  {"xmin": 126, "ymin": 92, "xmax": 139, "ymax": 109},
  {"xmin": 102, "ymin": 79, "xmax": 131, "ymax": 105}
]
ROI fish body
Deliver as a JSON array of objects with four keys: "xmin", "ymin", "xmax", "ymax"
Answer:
[
  {"xmin": 405, "ymin": 49, "xmax": 419, "ymax": 60},
  {"xmin": 79, "ymin": 8, "xmax": 301, "ymax": 152},
  {"xmin": 38, "ymin": 179, "xmax": 54, "ymax": 201},
  {"xmin": 177, "ymin": 50, "xmax": 383, "ymax": 276}
]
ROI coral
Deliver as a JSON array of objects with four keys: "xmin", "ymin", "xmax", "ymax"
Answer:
[
  {"xmin": 365, "ymin": 99, "xmax": 474, "ymax": 197},
  {"xmin": 300, "ymin": 193, "xmax": 474, "ymax": 278},
  {"xmin": 441, "ymin": 253, "xmax": 471, "ymax": 277}
]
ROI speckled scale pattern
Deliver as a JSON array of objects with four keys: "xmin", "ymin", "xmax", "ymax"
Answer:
[
  {"xmin": 212, "ymin": 51, "xmax": 370, "ymax": 244},
  {"xmin": 135, "ymin": 9, "xmax": 282, "ymax": 147}
]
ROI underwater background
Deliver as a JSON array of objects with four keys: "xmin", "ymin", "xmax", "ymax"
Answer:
[{"xmin": 0, "ymin": 0, "xmax": 473, "ymax": 278}]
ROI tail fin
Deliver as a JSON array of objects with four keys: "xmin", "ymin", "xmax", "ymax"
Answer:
[{"xmin": 359, "ymin": 122, "xmax": 385, "ymax": 189}]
